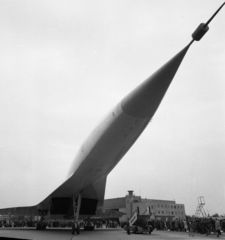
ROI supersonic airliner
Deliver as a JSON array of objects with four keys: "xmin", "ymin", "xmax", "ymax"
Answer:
[{"xmin": 0, "ymin": 2, "xmax": 224, "ymax": 230}]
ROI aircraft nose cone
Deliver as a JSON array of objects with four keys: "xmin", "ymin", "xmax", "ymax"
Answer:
[{"xmin": 121, "ymin": 45, "xmax": 190, "ymax": 118}]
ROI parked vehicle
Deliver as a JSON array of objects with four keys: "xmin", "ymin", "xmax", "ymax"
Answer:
[{"xmin": 125, "ymin": 215, "xmax": 153, "ymax": 234}]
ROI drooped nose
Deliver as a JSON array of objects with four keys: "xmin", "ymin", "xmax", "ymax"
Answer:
[{"xmin": 121, "ymin": 44, "xmax": 190, "ymax": 118}]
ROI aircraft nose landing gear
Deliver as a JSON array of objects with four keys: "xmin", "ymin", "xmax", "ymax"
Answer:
[
  {"xmin": 72, "ymin": 221, "xmax": 80, "ymax": 235},
  {"xmin": 71, "ymin": 191, "xmax": 82, "ymax": 235}
]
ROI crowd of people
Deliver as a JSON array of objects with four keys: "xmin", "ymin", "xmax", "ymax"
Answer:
[
  {"xmin": 0, "ymin": 219, "xmax": 121, "ymax": 229},
  {"xmin": 139, "ymin": 217, "xmax": 225, "ymax": 237},
  {"xmin": 187, "ymin": 218, "xmax": 224, "ymax": 237},
  {"xmin": 1, "ymin": 216, "xmax": 225, "ymax": 237},
  {"xmin": 0, "ymin": 220, "xmax": 36, "ymax": 228}
]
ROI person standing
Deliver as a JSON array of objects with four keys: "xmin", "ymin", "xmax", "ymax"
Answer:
[
  {"xmin": 184, "ymin": 219, "xmax": 188, "ymax": 232},
  {"xmin": 126, "ymin": 218, "xmax": 130, "ymax": 235},
  {"xmin": 175, "ymin": 219, "xmax": 179, "ymax": 231},
  {"xmin": 189, "ymin": 221, "xmax": 194, "ymax": 237},
  {"xmin": 215, "ymin": 219, "xmax": 221, "ymax": 238}
]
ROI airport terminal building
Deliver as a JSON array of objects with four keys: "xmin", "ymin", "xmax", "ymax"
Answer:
[{"xmin": 103, "ymin": 191, "xmax": 186, "ymax": 222}]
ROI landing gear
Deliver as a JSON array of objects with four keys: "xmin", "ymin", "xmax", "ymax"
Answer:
[
  {"xmin": 36, "ymin": 209, "xmax": 48, "ymax": 230},
  {"xmin": 36, "ymin": 219, "xmax": 47, "ymax": 230},
  {"xmin": 71, "ymin": 191, "xmax": 82, "ymax": 235},
  {"xmin": 72, "ymin": 222, "xmax": 80, "ymax": 235}
]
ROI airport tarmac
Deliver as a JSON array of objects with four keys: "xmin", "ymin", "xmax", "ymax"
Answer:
[{"xmin": 0, "ymin": 228, "xmax": 225, "ymax": 240}]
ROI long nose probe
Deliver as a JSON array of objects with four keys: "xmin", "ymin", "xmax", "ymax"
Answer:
[{"xmin": 189, "ymin": 2, "xmax": 225, "ymax": 45}]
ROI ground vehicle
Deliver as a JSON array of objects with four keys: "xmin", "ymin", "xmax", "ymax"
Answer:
[{"xmin": 130, "ymin": 215, "xmax": 153, "ymax": 234}]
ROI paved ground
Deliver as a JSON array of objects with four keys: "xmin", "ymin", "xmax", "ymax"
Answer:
[{"xmin": 0, "ymin": 228, "xmax": 224, "ymax": 240}]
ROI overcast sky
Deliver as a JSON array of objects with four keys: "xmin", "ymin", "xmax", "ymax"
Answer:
[{"xmin": 0, "ymin": 0, "xmax": 224, "ymax": 216}]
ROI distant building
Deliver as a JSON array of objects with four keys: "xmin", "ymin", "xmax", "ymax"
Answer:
[{"xmin": 103, "ymin": 191, "xmax": 186, "ymax": 222}]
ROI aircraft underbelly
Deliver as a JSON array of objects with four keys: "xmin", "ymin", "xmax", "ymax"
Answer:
[{"xmin": 68, "ymin": 103, "xmax": 151, "ymax": 198}]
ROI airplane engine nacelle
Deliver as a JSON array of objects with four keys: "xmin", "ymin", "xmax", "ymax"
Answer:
[
  {"xmin": 49, "ymin": 197, "xmax": 98, "ymax": 216},
  {"xmin": 50, "ymin": 198, "xmax": 72, "ymax": 215},
  {"xmin": 79, "ymin": 198, "xmax": 98, "ymax": 215}
]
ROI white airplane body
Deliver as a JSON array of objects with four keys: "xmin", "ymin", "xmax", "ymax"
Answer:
[
  {"xmin": 0, "ymin": 45, "xmax": 189, "ymax": 219},
  {"xmin": 46, "ymin": 102, "xmax": 150, "ymax": 210}
]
